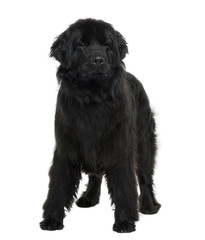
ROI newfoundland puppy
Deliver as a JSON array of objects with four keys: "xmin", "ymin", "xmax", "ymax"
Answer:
[{"xmin": 40, "ymin": 18, "xmax": 161, "ymax": 233}]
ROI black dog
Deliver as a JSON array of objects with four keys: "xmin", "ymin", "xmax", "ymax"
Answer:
[{"xmin": 40, "ymin": 19, "xmax": 161, "ymax": 233}]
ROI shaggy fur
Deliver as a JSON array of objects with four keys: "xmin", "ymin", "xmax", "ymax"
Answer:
[{"xmin": 40, "ymin": 19, "xmax": 161, "ymax": 233}]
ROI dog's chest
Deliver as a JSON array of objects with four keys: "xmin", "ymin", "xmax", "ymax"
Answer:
[
  {"xmin": 75, "ymin": 104, "xmax": 114, "ymax": 143},
  {"xmin": 73, "ymin": 104, "xmax": 117, "ymax": 173}
]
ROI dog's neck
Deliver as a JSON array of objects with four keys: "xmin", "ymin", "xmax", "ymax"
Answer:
[{"xmin": 57, "ymin": 66, "xmax": 126, "ymax": 105}]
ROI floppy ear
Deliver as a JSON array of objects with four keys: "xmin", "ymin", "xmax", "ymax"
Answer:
[
  {"xmin": 50, "ymin": 30, "xmax": 73, "ymax": 69},
  {"xmin": 116, "ymin": 31, "xmax": 128, "ymax": 60}
]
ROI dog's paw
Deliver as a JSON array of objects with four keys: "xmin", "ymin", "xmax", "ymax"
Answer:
[
  {"xmin": 113, "ymin": 220, "xmax": 135, "ymax": 233},
  {"xmin": 139, "ymin": 201, "xmax": 161, "ymax": 214},
  {"xmin": 40, "ymin": 218, "xmax": 64, "ymax": 231},
  {"xmin": 76, "ymin": 196, "xmax": 98, "ymax": 208},
  {"xmin": 139, "ymin": 194, "xmax": 161, "ymax": 214}
]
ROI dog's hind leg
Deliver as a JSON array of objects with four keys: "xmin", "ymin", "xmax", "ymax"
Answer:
[
  {"xmin": 137, "ymin": 88, "xmax": 161, "ymax": 214},
  {"xmin": 137, "ymin": 140, "xmax": 161, "ymax": 215},
  {"xmin": 76, "ymin": 174, "xmax": 102, "ymax": 208}
]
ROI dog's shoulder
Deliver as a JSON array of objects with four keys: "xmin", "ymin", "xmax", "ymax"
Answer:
[{"xmin": 125, "ymin": 72, "xmax": 143, "ymax": 97}]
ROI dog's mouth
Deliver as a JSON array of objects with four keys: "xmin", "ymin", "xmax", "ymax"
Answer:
[{"xmin": 80, "ymin": 63, "xmax": 111, "ymax": 79}]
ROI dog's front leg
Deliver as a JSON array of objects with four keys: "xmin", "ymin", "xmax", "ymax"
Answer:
[
  {"xmin": 106, "ymin": 163, "xmax": 138, "ymax": 233},
  {"xmin": 40, "ymin": 150, "xmax": 81, "ymax": 230}
]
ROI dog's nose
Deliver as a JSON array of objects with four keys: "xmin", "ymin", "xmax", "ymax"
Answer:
[{"xmin": 93, "ymin": 56, "xmax": 105, "ymax": 66}]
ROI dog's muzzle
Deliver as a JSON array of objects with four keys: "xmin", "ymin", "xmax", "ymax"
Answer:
[{"xmin": 88, "ymin": 51, "xmax": 106, "ymax": 69}]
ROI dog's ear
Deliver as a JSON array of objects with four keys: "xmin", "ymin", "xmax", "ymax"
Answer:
[
  {"xmin": 116, "ymin": 31, "xmax": 128, "ymax": 60},
  {"xmin": 50, "ymin": 30, "xmax": 73, "ymax": 69}
]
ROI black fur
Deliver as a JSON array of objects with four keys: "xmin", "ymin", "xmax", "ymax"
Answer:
[{"xmin": 40, "ymin": 19, "xmax": 161, "ymax": 233}]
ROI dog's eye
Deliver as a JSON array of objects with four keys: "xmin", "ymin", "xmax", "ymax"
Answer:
[
  {"xmin": 103, "ymin": 41, "xmax": 111, "ymax": 48},
  {"xmin": 78, "ymin": 41, "xmax": 87, "ymax": 47}
]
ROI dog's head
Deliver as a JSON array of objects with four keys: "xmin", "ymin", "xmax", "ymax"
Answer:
[{"xmin": 50, "ymin": 19, "xmax": 128, "ymax": 81}]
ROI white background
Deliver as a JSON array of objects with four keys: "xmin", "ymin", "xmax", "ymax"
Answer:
[{"xmin": 0, "ymin": 0, "xmax": 205, "ymax": 239}]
